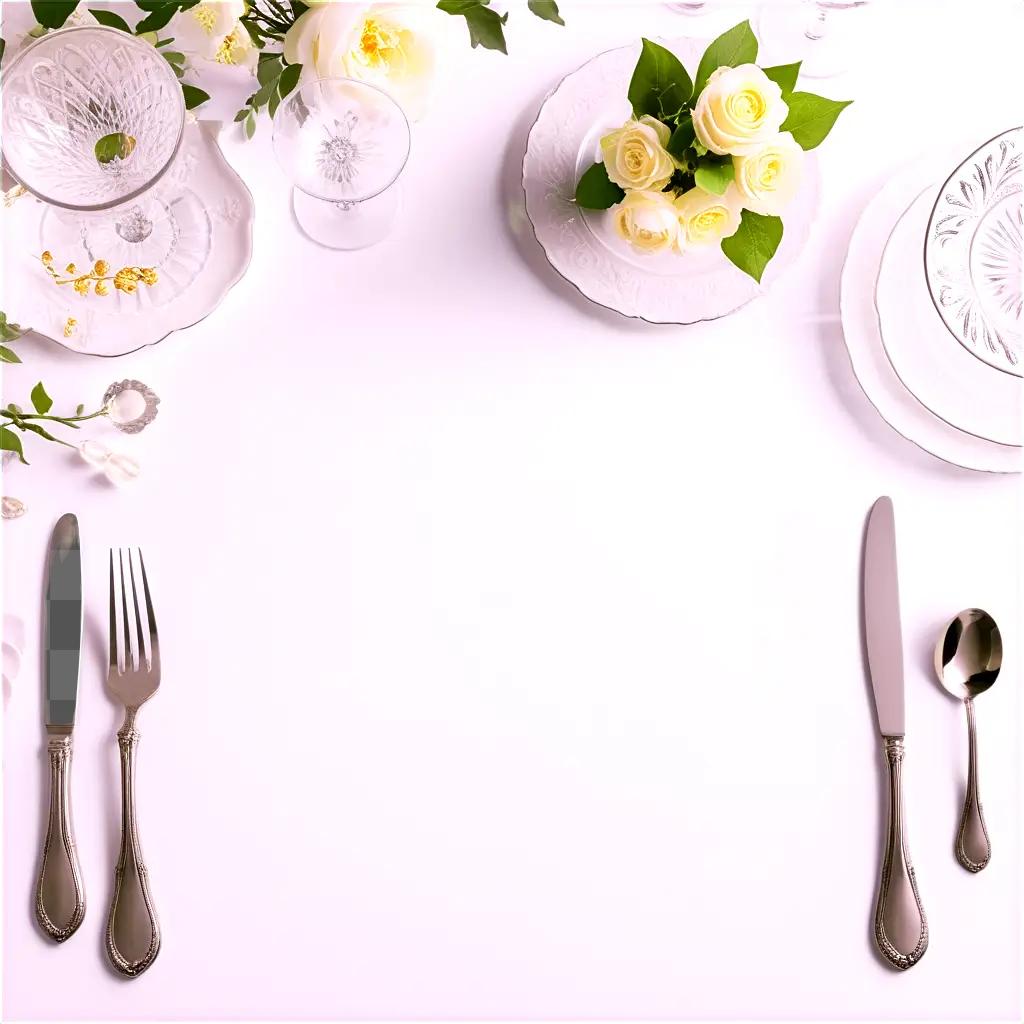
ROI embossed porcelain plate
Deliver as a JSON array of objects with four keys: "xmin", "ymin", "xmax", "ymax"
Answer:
[
  {"xmin": 522, "ymin": 39, "xmax": 818, "ymax": 325},
  {"xmin": 877, "ymin": 187, "xmax": 1021, "ymax": 447},
  {"xmin": 0, "ymin": 123, "xmax": 253, "ymax": 357},
  {"xmin": 841, "ymin": 159, "xmax": 1020, "ymax": 473},
  {"xmin": 924, "ymin": 128, "xmax": 1022, "ymax": 376}
]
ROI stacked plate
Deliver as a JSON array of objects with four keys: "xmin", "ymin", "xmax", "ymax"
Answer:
[{"xmin": 841, "ymin": 128, "xmax": 1022, "ymax": 473}]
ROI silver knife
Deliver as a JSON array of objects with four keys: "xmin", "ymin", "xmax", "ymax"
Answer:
[
  {"xmin": 35, "ymin": 513, "xmax": 86, "ymax": 942},
  {"xmin": 864, "ymin": 496, "xmax": 927, "ymax": 970}
]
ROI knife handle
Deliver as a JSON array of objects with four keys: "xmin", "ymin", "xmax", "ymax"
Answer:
[
  {"xmin": 35, "ymin": 735, "xmax": 86, "ymax": 942},
  {"xmin": 956, "ymin": 697, "xmax": 991, "ymax": 872},
  {"xmin": 875, "ymin": 737, "xmax": 928, "ymax": 970},
  {"xmin": 106, "ymin": 718, "xmax": 161, "ymax": 977}
]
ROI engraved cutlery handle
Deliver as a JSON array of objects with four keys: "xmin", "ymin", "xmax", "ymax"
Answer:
[
  {"xmin": 35, "ymin": 735, "xmax": 86, "ymax": 941},
  {"xmin": 874, "ymin": 737, "xmax": 928, "ymax": 970},
  {"xmin": 956, "ymin": 698, "xmax": 991, "ymax": 872},
  {"xmin": 107, "ymin": 719, "xmax": 161, "ymax": 977}
]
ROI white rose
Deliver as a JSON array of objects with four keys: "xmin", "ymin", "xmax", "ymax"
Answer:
[
  {"xmin": 168, "ymin": 1, "xmax": 246, "ymax": 62},
  {"xmin": 732, "ymin": 132, "xmax": 803, "ymax": 215},
  {"xmin": 284, "ymin": 3, "xmax": 436, "ymax": 120},
  {"xmin": 674, "ymin": 184, "xmax": 743, "ymax": 249},
  {"xmin": 692, "ymin": 64, "xmax": 788, "ymax": 156},
  {"xmin": 600, "ymin": 115, "xmax": 675, "ymax": 192},
  {"xmin": 613, "ymin": 190, "xmax": 679, "ymax": 254}
]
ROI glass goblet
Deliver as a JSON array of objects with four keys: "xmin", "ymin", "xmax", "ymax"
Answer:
[
  {"xmin": 0, "ymin": 25, "xmax": 201, "ymax": 303},
  {"xmin": 756, "ymin": 0, "xmax": 872, "ymax": 79},
  {"xmin": 273, "ymin": 77, "xmax": 411, "ymax": 250}
]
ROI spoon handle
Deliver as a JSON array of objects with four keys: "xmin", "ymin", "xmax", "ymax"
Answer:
[
  {"xmin": 874, "ymin": 736, "xmax": 928, "ymax": 970},
  {"xmin": 956, "ymin": 698, "xmax": 991, "ymax": 872}
]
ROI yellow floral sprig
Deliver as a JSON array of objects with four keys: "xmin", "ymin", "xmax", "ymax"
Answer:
[{"xmin": 39, "ymin": 251, "xmax": 158, "ymax": 297}]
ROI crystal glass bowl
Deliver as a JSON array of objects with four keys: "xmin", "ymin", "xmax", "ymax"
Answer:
[
  {"xmin": 1, "ymin": 26, "xmax": 185, "ymax": 212},
  {"xmin": 924, "ymin": 128, "xmax": 1022, "ymax": 377}
]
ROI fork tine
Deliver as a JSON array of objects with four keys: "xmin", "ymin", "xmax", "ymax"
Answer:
[
  {"xmin": 127, "ymin": 550, "xmax": 147, "ymax": 671},
  {"xmin": 109, "ymin": 549, "xmax": 119, "ymax": 675},
  {"xmin": 119, "ymin": 549, "xmax": 135, "ymax": 673},
  {"xmin": 137, "ymin": 549, "xmax": 160, "ymax": 674}
]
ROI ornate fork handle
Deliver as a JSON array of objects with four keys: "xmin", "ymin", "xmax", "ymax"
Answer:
[
  {"xmin": 35, "ymin": 735, "xmax": 86, "ymax": 941},
  {"xmin": 107, "ymin": 714, "xmax": 161, "ymax": 977},
  {"xmin": 874, "ymin": 737, "xmax": 928, "ymax": 970}
]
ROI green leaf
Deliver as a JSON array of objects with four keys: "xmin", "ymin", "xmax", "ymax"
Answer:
[
  {"xmin": 762, "ymin": 61, "xmax": 800, "ymax": 95},
  {"xmin": 89, "ymin": 8, "xmax": 131, "ymax": 31},
  {"xmin": 780, "ymin": 91, "xmax": 852, "ymax": 150},
  {"xmin": 278, "ymin": 62, "xmax": 302, "ymax": 98},
  {"xmin": 437, "ymin": 1, "xmax": 509, "ymax": 54},
  {"xmin": 575, "ymin": 161, "xmax": 625, "ymax": 210},
  {"xmin": 527, "ymin": 0, "xmax": 563, "ymax": 25},
  {"xmin": 134, "ymin": 4, "xmax": 178, "ymax": 34},
  {"xmin": 30, "ymin": 381, "xmax": 53, "ymax": 415},
  {"xmin": 0, "ymin": 425, "xmax": 27, "ymax": 465},
  {"xmin": 720, "ymin": 209, "xmax": 783, "ymax": 283},
  {"xmin": 233, "ymin": 108, "xmax": 249, "ymax": 123},
  {"xmin": 76, "ymin": 404, "xmax": 85, "ymax": 415},
  {"xmin": 181, "ymin": 84, "xmax": 210, "ymax": 110},
  {"xmin": 154, "ymin": 36, "xmax": 175, "ymax": 47},
  {"xmin": 31, "ymin": 1, "xmax": 80, "ymax": 29},
  {"xmin": 95, "ymin": 132, "xmax": 136, "ymax": 164},
  {"xmin": 694, "ymin": 157, "xmax": 734, "ymax": 196},
  {"xmin": 257, "ymin": 55, "xmax": 282, "ymax": 86},
  {"xmin": 693, "ymin": 19, "xmax": 757, "ymax": 98},
  {"xmin": 268, "ymin": 87, "xmax": 283, "ymax": 120},
  {"xmin": 162, "ymin": 51, "xmax": 186, "ymax": 65},
  {"xmin": 0, "ymin": 346, "xmax": 21, "ymax": 364},
  {"xmin": 244, "ymin": 111, "xmax": 256, "ymax": 140},
  {"xmin": 667, "ymin": 115, "xmax": 695, "ymax": 160},
  {"xmin": 628, "ymin": 38, "xmax": 692, "ymax": 120}
]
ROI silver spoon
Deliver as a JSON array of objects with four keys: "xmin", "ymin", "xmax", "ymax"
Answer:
[{"xmin": 934, "ymin": 609, "xmax": 1002, "ymax": 872}]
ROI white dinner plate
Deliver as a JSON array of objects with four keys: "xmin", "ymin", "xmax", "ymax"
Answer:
[
  {"xmin": 522, "ymin": 39, "xmax": 818, "ymax": 325},
  {"xmin": 876, "ymin": 186, "xmax": 1021, "ymax": 447},
  {"xmin": 0, "ymin": 122, "xmax": 253, "ymax": 357},
  {"xmin": 840, "ymin": 160, "xmax": 1021, "ymax": 474}
]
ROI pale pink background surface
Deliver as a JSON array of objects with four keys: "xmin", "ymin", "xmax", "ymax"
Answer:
[{"xmin": 2, "ymin": 1, "xmax": 1022, "ymax": 1020}]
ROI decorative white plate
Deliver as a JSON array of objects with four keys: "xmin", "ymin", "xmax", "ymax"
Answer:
[
  {"xmin": 841, "ymin": 159, "xmax": 1020, "ymax": 474},
  {"xmin": 924, "ymin": 128, "xmax": 1022, "ymax": 376},
  {"xmin": 522, "ymin": 39, "xmax": 818, "ymax": 325},
  {"xmin": 877, "ymin": 186, "xmax": 1021, "ymax": 447},
  {"xmin": 0, "ymin": 122, "xmax": 253, "ymax": 357}
]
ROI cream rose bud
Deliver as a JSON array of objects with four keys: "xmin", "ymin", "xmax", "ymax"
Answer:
[
  {"xmin": 613, "ymin": 190, "xmax": 680, "ymax": 254},
  {"xmin": 693, "ymin": 64, "xmax": 788, "ymax": 156},
  {"xmin": 733, "ymin": 132, "xmax": 803, "ymax": 215},
  {"xmin": 600, "ymin": 115, "xmax": 676, "ymax": 192},
  {"xmin": 674, "ymin": 184, "xmax": 743, "ymax": 248}
]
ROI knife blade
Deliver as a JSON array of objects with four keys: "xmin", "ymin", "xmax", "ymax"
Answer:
[
  {"xmin": 863, "ymin": 496, "xmax": 927, "ymax": 970},
  {"xmin": 45, "ymin": 513, "xmax": 83, "ymax": 733},
  {"xmin": 864, "ymin": 495, "xmax": 904, "ymax": 736},
  {"xmin": 35, "ymin": 513, "xmax": 86, "ymax": 942}
]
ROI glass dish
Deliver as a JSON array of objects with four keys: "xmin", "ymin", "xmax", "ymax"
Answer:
[{"xmin": 924, "ymin": 128, "xmax": 1022, "ymax": 377}]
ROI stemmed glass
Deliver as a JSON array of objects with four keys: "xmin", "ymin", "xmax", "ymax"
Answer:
[
  {"xmin": 756, "ymin": 1, "xmax": 872, "ymax": 78},
  {"xmin": 0, "ymin": 26, "xmax": 199, "ymax": 301},
  {"xmin": 273, "ymin": 77, "xmax": 411, "ymax": 250},
  {"xmin": 663, "ymin": 3, "xmax": 751, "ymax": 36}
]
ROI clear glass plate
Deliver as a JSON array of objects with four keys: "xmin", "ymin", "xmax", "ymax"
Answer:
[
  {"xmin": 924, "ymin": 128, "xmax": 1022, "ymax": 377},
  {"xmin": 877, "ymin": 186, "xmax": 1021, "ymax": 447},
  {"xmin": 840, "ymin": 159, "xmax": 1020, "ymax": 473},
  {"xmin": 0, "ymin": 123, "xmax": 253, "ymax": 357},
  {"xmin": 522, "ymin": 39, "xmax": 819, "ymax": 325}
]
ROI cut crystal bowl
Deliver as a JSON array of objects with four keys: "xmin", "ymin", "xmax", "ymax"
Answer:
[
  {"xmin": 1, "ymin": 26, "xmax": 185, "ymax": 211},
  {"xmin": 924, "ymin": 128, "xmax": 1022, "ymax": 377}
]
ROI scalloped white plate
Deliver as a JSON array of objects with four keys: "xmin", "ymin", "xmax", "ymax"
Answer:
[
  {"xmin": 0, "ymin": 122, "xmax": 253, "ymax": 357},
  {"xmin": 522, "ymin": 38, "xmax": 818, "ymax": 325}
]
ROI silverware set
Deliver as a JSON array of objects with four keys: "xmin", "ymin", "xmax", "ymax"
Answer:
[
  {"xmin": 864, "ymin": 496, "xmax": 1003, "ymax": 971},
  {"xmin": 34, "ymin": 513, "xmax": 162, "ymax": 977}
]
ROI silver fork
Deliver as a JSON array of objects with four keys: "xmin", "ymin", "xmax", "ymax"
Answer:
[{"xmin": 106, "ymin": 548, "xmax": 161, "ymax": 977}]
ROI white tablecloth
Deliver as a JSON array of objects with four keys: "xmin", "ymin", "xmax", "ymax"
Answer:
[{"xmin": 2, "ymin": 1, "xmax": 1021, "ymax": 1019}]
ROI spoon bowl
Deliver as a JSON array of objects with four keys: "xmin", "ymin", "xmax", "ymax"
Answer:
[{"xmin": 935, "ymin": 608, "xmax": 1002, "ymax": 700}]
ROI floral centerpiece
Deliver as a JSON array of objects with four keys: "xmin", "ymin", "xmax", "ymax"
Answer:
[{"xmin": 575, "ymin": 21, "xmax": 851, "ymax": 282}]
